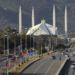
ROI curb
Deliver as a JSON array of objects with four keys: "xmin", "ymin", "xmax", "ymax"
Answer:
[
  {"xmin": 19, "ymin": 58, "xmax": 40, "ymax": 74},
  {"xmin": 8, "ymin": 56, "xmax": 40, "ymax": 73}
]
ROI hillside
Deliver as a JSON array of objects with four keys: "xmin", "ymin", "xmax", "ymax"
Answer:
[{"xmin": 0, "ymin": 0, "xmax": 75, "ymax": 34}]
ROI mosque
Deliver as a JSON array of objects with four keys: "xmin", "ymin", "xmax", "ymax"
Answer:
[{"xmin": 18, "ymin": 4, "xmax": 68, "ymax": 50}]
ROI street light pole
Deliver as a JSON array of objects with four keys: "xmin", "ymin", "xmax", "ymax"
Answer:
[
  {"xmin": 4, "ymin": 36, "xmax": 5, "ymax": 55},
  {"xmin": 25, "ymin": 28, "xmax": 27, "ymax": 50},
  {"xmin": 20, "ymin": 34, "xmax": 22, "ymax": 54},
  {"xmin": 41, "ymin": 42, "xmax": 42, "ymax": 56},
  {"xmin": 30, "ymin": 35, "xmax": 31, "ymax": 49},
  {"xmin": 5, "ymin": 34, "xmax": 9, "ymax": 75},
  {"xmin": 7, "ymin": 35, "xmax": 9, "ymax": 55},
  {"xmin": 33, "ymin": 36, "xmax": 35, "ymax": 50},
  {"xmin": 14, "ymin": 38, "xmax": 16, "ymax": 55},
  {"xmin": 5, "ymin": 35, "xmax": 9, "ymax": 56},
  {"xmin": 12, "ymin": 32, "xmax": 16, "ymax": 55}
]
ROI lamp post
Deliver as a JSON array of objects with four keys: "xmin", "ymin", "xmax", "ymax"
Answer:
[
  {"xmin": 25, "ymin": 28, "xmax": 27, "ymax": 50},
  {"xmin": 12, "ymin": 32, "xmax": 16, "ymax": 55},
  {"xmin": 20, "ymin": 34, "xmax": 22, "ymax": 54},
  {"xmin": 39, "ymin": 27, "xmax": 43, "ymax": 56},
  {"xmin": 4, "ymin": 36, "xmax": 5, "ymax": 55},
  {"xmin": 33, "ymin": 36, "xmax": 35, "ymax": 51},
  {"xmin": 30, "ymin": 34, "xmax": 31, "ymax": 49},
  {"xmin": 5, "ymin": 34, "xmax": 9, "ymax": 75},
  {"xmin": 5, "ymin": 35, "xmax": 9, "ymax": 56},
  {"xmin": 7, "ymin": 35, "xmax": 9, "ymax": 56}
]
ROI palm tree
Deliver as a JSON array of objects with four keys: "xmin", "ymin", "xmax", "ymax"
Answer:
[{"xmin": 4, "ymin": 26, "xmax": 18, "ymax": 54}]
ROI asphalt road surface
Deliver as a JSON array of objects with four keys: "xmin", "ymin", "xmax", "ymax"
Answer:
[{"xmin": 21, "ymin": 52, "xmax": 65, "ymax": 75}]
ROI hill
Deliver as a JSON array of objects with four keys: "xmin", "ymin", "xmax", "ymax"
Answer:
[{"xmin": 0, "ymin": 0, "xmax": 75, "ymax": 34}]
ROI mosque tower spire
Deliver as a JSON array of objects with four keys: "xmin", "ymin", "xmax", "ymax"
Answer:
[
  {"xmin": 19, "ymin": 1, "xmax": 22, "ymax": 34},
  {"xmin": 64, "ymin": 6, "xmax": 68, "ymax": 38},
  {"xmin": 53, "ymin": 5, "xmax": 56, "ymax": 35},
  {"xmin": 32, "ymin": 7, "xmax": 35, "ymax": 27}
]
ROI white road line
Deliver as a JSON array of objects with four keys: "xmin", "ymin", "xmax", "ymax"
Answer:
[
  {"xmin": 33, "ymin": 57, "xmax": 51, "ymax": 73},
  {"xmin": 23, "ymin": 56, "xmax": 51, "ymax": 73},
  {"xmin": 45, "ymin": 59, "xmax": 58, "ymax": 74}
]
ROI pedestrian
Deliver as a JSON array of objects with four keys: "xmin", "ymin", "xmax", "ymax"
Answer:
[
  {"xmin": 0, "ymin": 68, "xmax": 2, "ymax": 75},
  {"xmin": 6, "ymin": 61, "xmax": 10, "ymax": 70},
  {"xmin": 59, "ymin": 56, "xmax": 61, "ymax": 60}
]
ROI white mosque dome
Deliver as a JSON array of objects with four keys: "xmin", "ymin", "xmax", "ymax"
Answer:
[{"xmin": 26, "ymin": 19, "xmax": 58, "ymax": 36}]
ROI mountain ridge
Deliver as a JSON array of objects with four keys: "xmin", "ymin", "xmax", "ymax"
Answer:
[{"xmin": 0, "ymin": 0, "xmax": 75, "ymax": 34}]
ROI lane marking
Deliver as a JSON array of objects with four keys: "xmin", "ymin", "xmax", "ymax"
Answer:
[
  {"xmin": 33, "ymin": 57, "xmax": 51, "ymax": 73},
  {"xmin": 23, "ymin": 55, "xmax": 51, "ymax": 73},
  {"xmin": 45, "ymin": 60, "xmax": 58, "ymax": 74}
]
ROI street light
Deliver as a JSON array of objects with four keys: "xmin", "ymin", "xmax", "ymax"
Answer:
[
  {"xmin": 4, "ymin": 36, "xmax": 5, "ymax": 55},
  {"xmin": 5, "ymin": 34, "xmax": 9, "ymax": 75},
  {"xmin": 12, "ymin": 32, "xmax": 16, "ymax": 55},
  {"xmin": 40, "ymin": 28, "xmax": 43, "ymax": 56},
  {"xmin": 5, "ymin": 35, "xmax": 9, "ymax": 56},
  {"xmin": 32, "ymin": 35, "xmax": 35, "ymax": 51},
  {"xmin": 25, "ymin": 28, "xmax": 28, "ymax": 50},
  {"xmin": 30, "ymin": 34, "xmax": 31, "ymax": 49},
  {"xmin": 20, "ymin": 34, "xmax": 22, "ymax": 54}
]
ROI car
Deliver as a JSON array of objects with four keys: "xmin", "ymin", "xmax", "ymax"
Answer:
[
  {"xmin": 72, "ymin": 52, "xmax": 75, "ymax": 56},
  {"xmin": 72, "ymin": 63, "xmax": 75, "ymax": 65},
  {"xmin": 71, "ymin": 65, "xmax": 75, "ymax": 69},
  {"xmin": 11, "ymin": 56, "xmax": 16, "ymax": 62},
  {"xmin": 8, "ymin": 55, "xmax": 13, "ymax": 58},
  {"xmin": 71, "ymin": 63, "xmax": 75, "ymax": 69},
  {"xmin": 52, "ymin": 56, "xmax": 56, "ymax": 59}
]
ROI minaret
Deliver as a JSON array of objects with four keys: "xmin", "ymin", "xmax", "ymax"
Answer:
[
  {"xmin": 53, "ymin": 5, "xmax": 56, "ymax": 35},
  {"xmin": 32, "ymin": 7, "xmax": 35, "ymax": 27},
  {"xmin": 19, "ymin": 3, "xmax": 22, "ymax": 34},
  {"xmin": 64, "ymin": 6, "xmax": 68, "ymax": 38},
  {"xmin": 32, "ymin": 7, "xmax": 35, "ymax": 50},
  {"xmin": 18, "ymin": 1, "xmax": 23, "ymax": 56}
]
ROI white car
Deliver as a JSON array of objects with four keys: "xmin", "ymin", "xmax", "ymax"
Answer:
[{"xmin": 71, "ymin": 63, "xmax": 75, "ymax": 69}]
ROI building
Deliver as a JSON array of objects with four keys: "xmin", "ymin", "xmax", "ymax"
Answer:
[{"xmin": 26, "ymin": 19, "xmax": 58, "ymax": 36}]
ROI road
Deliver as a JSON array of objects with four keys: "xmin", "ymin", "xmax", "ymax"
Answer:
[{"xmin": 21, "ymin": 52, "xmax": 65, "ymax": 75}]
